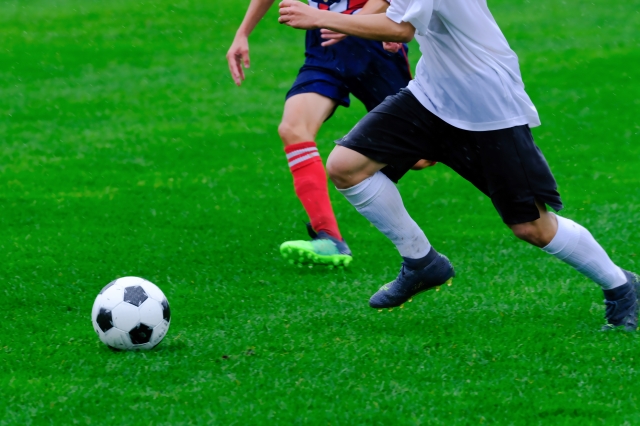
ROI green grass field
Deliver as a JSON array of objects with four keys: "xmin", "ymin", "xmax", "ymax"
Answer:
[{"xmin": 2, "ymin": 0, "xmax": 640, "ymax": 424}]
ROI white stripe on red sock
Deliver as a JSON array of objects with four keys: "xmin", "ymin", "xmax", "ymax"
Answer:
[
  {"xmin": 288, "ymin": 152, "xmax": 320, "ymax": 169},
  {"xmin": 286, "ymin": 147, "xmax": 318, "ymax": 160}
]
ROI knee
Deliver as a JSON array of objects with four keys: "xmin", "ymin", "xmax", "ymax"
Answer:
[
  {"xmin": 326, "ymin": 153, "xmax": 365, "ymax": 189},
  {"xmin": 327, "ymin": 146, "xmax": 381, "ymax": 189},
  {"xmin": 509, "ymin": 222, "xmax": 552, "ymax": 247},
  {"xmin": 326, "ymin": 156, "xmax": 348, "ymax": 188},
  {"xmin": 510, "ymin": 223, "xmax": 536, "ymax": 242},
  {"xmin": 278, "ymin": 120, "xmax": 308, "ymax": 146}
]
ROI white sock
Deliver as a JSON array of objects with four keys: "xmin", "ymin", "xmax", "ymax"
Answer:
[
  {"xmin": 542, "ymin": 214, "xmax": 626, "ymax": 289},
  {"xmin": 337, "ymin": 171, "xmax": 431, "ymax": 259}
]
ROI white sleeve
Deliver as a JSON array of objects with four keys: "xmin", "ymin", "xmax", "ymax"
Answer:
[{"xmin": 386, "ymin": 0, "xmax": 434, "ymax": 35}]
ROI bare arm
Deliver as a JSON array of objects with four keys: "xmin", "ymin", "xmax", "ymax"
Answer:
[
  {"xmin": 227, "ymin": 0, "xmax": 276, "ymax": 86},
  {"xmin": 279, "ymin": 0, "xmax": 415, "ymax": 43},
  {"xmin": 319, "ymin": 0, "xmax": 390, "ymax": 46},
  {"xmin": 235, "ymin": 0, "xmax": 276, "ymax": 38},
  {"xmin": 358, "ymin": 0, "xmax": 391, "ymax": 15}
]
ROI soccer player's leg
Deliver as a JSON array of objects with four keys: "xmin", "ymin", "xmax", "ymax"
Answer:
[
  {"xmin": 454, "ymin": 125, "xmax": 638, "ymax": 331},
  {"xmin": 278, "ymin": 91, "xmax": 353, "ymax": 268},
  {"xmin": 512, "ymin": 203, "xmax": 639, "ymax": 331},
  {"xmin": 327, "ymin": 90, "xmax": 455, "ymax": 309}
]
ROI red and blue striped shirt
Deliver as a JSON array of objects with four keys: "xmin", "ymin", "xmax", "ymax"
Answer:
[{"xmin": 308, "ymin": 0, "xmax": 368, "ymax": 14}]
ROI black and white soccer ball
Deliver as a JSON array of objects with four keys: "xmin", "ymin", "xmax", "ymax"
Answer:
[{"xmin": 91, "ymin": 276, "xmax": 171, "ymax": 351}]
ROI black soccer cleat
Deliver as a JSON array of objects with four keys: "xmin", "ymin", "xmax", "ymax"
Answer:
[
  {"xmin": 369, "ymin": 248, "xmax": 455, "ymax": 310},
  {"xmin": 602, "ymin": 270, "xmax": 640, "ymax": 332}
]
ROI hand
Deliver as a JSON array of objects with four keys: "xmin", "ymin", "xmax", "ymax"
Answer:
[
  {"xmin": 278, "ymin": 0, "xmax": 321, "ymax": 30},
  {"xmin": 383, "ymin": 42, "xmax": 402, "ymax": 53},
  {"xmin": 226, "ymin": 36, "xmax": 250, "ymax": 86},
  {"xmin": 411, "ymin": 159, "xmax": 437, "ymax": 170},
  {"xmin": 320, "ymin": 29, "xmax": 348, "ymax": 46}
]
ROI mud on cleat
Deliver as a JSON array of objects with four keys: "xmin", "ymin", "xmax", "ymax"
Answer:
[
  {"xmin": 279, "ymin": 223, "xmax": 352, "ymax": 268},
  {"xmin": 369, "ymin": 248, "xmax": 455, "ymax": 309},
  {"xmin": 602, "ymin": 270, "xmax": 640, "ymax": 332}
]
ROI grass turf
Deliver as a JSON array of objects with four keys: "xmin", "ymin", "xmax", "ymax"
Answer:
[{"xmin": 1, "ymin": 0, "xmax": 640, "ymax": 424}]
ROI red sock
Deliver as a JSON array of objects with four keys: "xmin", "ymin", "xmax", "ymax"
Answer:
[{"xmin": 284, "ymin": 141, "xmax": 342, "ymax": 240}]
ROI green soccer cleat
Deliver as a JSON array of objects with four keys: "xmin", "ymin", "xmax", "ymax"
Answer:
[{"xmin": 280, "ymin": 225, "xmax": 352, "ymax": 268}]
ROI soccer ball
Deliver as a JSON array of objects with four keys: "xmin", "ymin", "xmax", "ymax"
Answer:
[{"xmin": 91, "ymin": 276, "xmax": 171, "ymax": 351}]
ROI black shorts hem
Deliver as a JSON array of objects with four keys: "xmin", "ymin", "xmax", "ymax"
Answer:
[
  {"xmin": 335, "ymin": 139, "xmax": 412, "ymax": 183},
  {"xmin": 335, "ymin": 88, "xmax": 564, "ymax": 225},
  {"xmin": 499, "ymin": 197, "xmax": 564, "ymax": 225}
]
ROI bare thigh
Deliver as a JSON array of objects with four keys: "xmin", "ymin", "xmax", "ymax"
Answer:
[{"xmin": 278, "ymin": 93, "xmax": 339, "ymax": 146}]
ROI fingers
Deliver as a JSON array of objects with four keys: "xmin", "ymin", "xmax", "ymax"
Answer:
[
  {"xmin": 278, "ymin": 0, "xmax": 293, "ymax": 24},
  {"xmin": 236, "ymin": 56, "xmax": 246, "ymax": 84},
  {"xmin": 382, "ymin": 42, "xmax": 401, "ymax": 53},
  {"xmin": 321, "ymin": 38, "xmax": 340, "ymax": 47},
  {"xmin": 228, "ymin": 57, "xmax": 243, "ymax": 86},
  {"xmin": 226, "ymin": 53, "xmax": 239, "ymax": 86},
  {"xmin": 320, "ymin": 29, "xmax": 339, "ymax": 36},
  {"xmin": 278, "ymin": 0, "xmax": 317, "ymax": 29},
  {"xmin": 320, "ymin": 29, "xmax": 346, "ymax": 39},
  {"xmin": 278, "ymin": 8, "xmax": 291, "ymax": 24},
  {"xmin": 320, "ymin": 29, "xmax": 347, "ymax": 46},
  {"xmin": 382, "ymin": 42, "xmax": 398, "ymax": 53},
  {"xmin": 242, "ymin": 50, "xmax": 250, "ymax": 69},
  {"xmin": 226, "ymin": 49, "xmax": 249, "ymax": 86}
]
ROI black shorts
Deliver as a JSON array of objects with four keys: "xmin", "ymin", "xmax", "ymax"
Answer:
[{"xmin": 336, "ymin": 88, "xmax": 563, "ymax": 225}]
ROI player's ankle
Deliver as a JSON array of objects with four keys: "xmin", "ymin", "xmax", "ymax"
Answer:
[{"xmin": 402, "ymin": 247, "xmax": 437, "ymax": 270}]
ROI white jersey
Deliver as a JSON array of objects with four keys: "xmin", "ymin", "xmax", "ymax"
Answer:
[{"xmin": 386, "ymin": 0, "xmax": 540, "ymax": 131}]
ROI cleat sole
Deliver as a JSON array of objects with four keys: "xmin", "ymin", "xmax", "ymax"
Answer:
[
  {"xmin": 280, "ymin": 243, "xmax": 352, "ymax": 269},
  {"xmin": 372, "ymin": 278, "xmax": 454, "ymax": 311}
]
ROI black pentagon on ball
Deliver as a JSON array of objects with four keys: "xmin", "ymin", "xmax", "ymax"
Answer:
[
  {"xmin": 99, "ymin": 280, "xmax": 117, "ymax": 294},
  {"xmin": 123, "ymin": 285, "xmax": 148, "ymax": 307},
  {"xmin": 96, "ymin": 308, "xmax": 114, "ymax": 333},
  {"xmin": 161, "ymin": 298, "xmax": 171, "ymax": 322},
  {"xmin": 129, "ymin": 323, "xmax": 154, "ymax": 345}
]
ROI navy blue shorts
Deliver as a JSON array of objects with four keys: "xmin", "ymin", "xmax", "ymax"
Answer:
[
  {"xmin": 286, "ymin": 29, "xmax": 412, "ymax": 113},
  {"xmin": 337, "ymin": 89, "xmax": 564, "ymax": 225}
]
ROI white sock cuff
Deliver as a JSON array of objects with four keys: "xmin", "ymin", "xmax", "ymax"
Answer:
[
  {"xmin": 337, "ymin": 171, "xmax": 388, "ymax": 209},
  {"xmin": 542, "ymin": 214, "xmax": 580, "ymax": 259},
  {"xmin": 338, "ymin": 171, "xmax": 431, "ymax": 259},
  {"xmin": 541, "ymin": 214, "xmax": 626, "ymax": 289}
]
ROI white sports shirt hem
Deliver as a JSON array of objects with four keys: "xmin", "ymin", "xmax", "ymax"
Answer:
[{"xmin": 408, "ymin": 84, "xmax": 541, "ymax": 132}]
